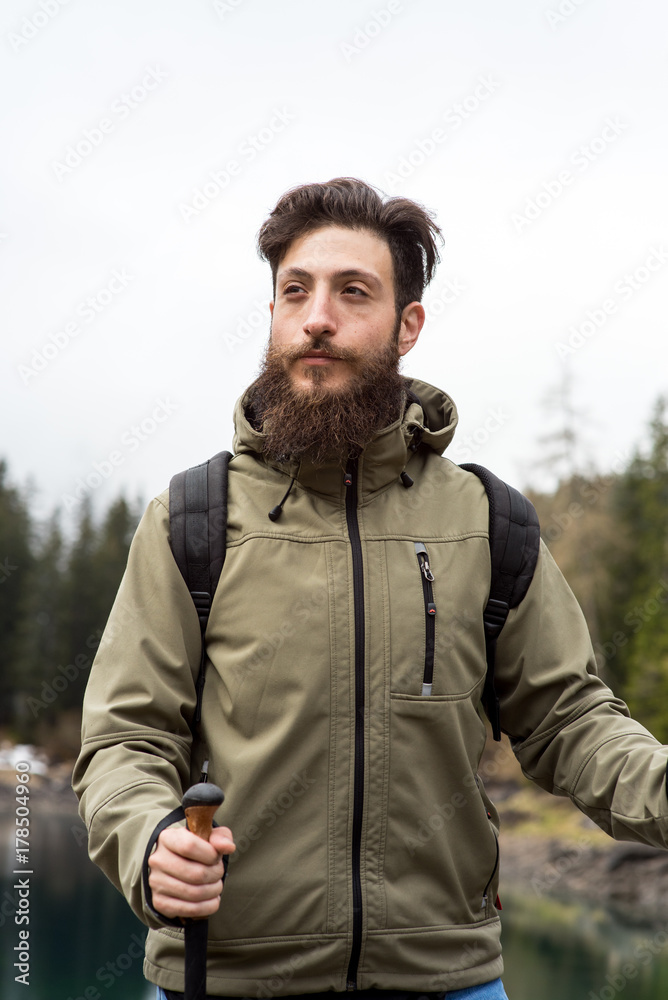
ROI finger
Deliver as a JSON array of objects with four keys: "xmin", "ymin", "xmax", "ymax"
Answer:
[
  {"xmin": 157, "ymin": 827, "xmax": 228, "ymax": 864},
  {"xmin": 149, "ymin": 869, "xmax": 224, "ymax": 903},
  {"xmin": 149, "ymin": 847, "xmax": 225, "ymax": 885},
  {"xmin": 209, "ymin": 826, "xmax": 236, "ymax": 853},
  {"xmin": 151, "ymin": 889, "xmax": 223, "ymax": 921}
]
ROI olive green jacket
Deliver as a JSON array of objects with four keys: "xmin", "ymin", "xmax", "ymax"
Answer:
[{"xmin": 73, "ymin": 379, "xmax": 668, "ymax": 995}]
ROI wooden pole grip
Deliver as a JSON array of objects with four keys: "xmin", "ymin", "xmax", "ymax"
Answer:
[
  {"xmin": 184, "ymin": 804, "xmax": 218, "ymax": 841},
  {"xmin": 181, "ymin": 782, "xmax": 225, "ymax": 842}
]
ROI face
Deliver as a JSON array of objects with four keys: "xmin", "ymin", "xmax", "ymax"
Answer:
[{"xmin": 268, "ymin": 225, "xmax": 425, "ymax": 393}]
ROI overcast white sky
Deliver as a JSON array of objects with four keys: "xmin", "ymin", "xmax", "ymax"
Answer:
[{"xmin": 1, "ymin": 0, "xmax": 667, "ymax": 526}]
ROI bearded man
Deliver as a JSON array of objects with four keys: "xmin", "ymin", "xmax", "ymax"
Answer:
[{"xmin": 74, "ymin": 178, "xmax": 668, "ymax": 1000}]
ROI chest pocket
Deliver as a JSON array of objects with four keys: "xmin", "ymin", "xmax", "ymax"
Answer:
[{"xmin": 382, "ymin": 537, "xmax": 489, "ymax": 698}]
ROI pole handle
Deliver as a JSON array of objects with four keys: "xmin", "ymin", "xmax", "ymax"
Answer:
[{"xmin": 181, "ymin": 782, "xmax": 225, "ymax": 842}]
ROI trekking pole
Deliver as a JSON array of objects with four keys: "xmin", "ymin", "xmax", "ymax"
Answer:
[{"xmin": 182, "ymin": 782, "xmax": 225, "ymax": 1000}]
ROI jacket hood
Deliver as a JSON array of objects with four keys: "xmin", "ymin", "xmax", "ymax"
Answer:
[
  {"xmin": 232, "ymin": 376, "xmax": 458, "ymax": 500},
  {"xmin": 404, "ymin": 377, "xmax": 459, "ymax": 454}
]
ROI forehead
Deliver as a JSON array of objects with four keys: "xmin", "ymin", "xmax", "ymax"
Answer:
[{"xmin": 277, "ymin": 225, "xmax": 393, "ymax": 282}]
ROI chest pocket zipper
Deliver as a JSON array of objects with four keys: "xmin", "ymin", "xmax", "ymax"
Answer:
[{"xmin": 414, "ymin": 543, "xmax": 436, "ymax": 695}]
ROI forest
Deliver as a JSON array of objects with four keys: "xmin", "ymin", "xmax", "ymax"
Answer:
[{"xmin": 1, "ymin": 397, "xmax": 667, "ymax": 759}]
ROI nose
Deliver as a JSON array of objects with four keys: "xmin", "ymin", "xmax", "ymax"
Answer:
[{"xmin": 303, "ymin": 290, "xmax": 336, "ymax": 339}]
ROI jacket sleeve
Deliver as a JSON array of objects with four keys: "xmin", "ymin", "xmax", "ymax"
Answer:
[
  {"xmin": 495, "ymin": 539, "xmax": 668, "ymax": 848},
  {"xmin": 71, "ymin": 493, "xmax": 202, "ymax": 927}
]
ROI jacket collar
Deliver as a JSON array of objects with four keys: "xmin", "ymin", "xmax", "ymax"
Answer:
[{"xmin": 232, "ymin": 377, "xmax": 459, "ymax": 501}]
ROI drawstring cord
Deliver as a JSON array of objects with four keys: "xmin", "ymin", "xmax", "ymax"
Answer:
[
  {"xmin": 268, "ymin": 477, "xmax": 296, "ymax": 521},
  {"xmin": 268, "ymin": 465, "xmax": 413, "ymax": 520}
]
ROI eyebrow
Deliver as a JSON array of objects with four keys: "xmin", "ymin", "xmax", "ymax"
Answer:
[{"xmin": 277, "ymin": 266, "xmax": 383, "ymax": 291}]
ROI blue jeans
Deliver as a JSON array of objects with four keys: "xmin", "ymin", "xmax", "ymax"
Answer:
[
  {"xmin": 447, "ymin": 980, "xmax": 508, "ymax": 998},
  {"xmin": 156, "ymin": 980, "xmax": 507, "ymax": 999}
]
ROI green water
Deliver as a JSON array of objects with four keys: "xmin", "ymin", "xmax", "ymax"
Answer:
[
  {"xmin": 3, "ymin": 811, "xmax": 668, "ymax": 999},
  {"xmin": 0, "ymin": 807, "xmax": 152, "ymax": 1000},
  {"xmin": 500, "ymin": 891, "xmax": 668, "ymax": 999}
]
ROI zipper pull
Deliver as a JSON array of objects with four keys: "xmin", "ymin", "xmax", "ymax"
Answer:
[
  {"xmin": 414, "ymin": 542, "xmax": 435, "ymax": 581},
  {"xmin": 344, "ymin": 470, "xmax": 353, "ymax": 487}
]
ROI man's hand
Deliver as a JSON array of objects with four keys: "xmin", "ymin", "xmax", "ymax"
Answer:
[{"xmin": 148, "ymin": 825, "xmax": 236, "ymax": 920}]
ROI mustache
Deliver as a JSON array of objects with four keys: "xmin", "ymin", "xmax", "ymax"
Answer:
[{"xmin": 272, "ymin": 341, "xmax": 361, "ymax": 364}]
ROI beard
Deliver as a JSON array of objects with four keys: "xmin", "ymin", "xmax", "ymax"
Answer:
[{"xmin": 247, "ymin": 332, "xmax": 405, "ymax": 466}]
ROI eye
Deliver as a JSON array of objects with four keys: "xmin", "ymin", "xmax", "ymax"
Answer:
[
  {"xmin": 343, "ymin": 286, "xmax": 367, "ymax": 296},
  {"xmin": 284, "ymin": 284, "xmax": 305, "ymax": 295}
]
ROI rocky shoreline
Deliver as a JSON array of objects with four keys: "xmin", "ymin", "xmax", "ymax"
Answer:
[{"xmin": 498, "ymin": 832, "xmax": 668, "ymax": 925}]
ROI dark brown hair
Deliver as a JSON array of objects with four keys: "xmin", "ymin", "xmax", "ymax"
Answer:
[{"xmin": 256, "ymin": 177, "xmax": 443, "ymax": 313}]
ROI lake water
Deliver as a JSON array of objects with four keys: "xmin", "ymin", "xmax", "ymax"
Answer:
[
  {"xmin": 2, "ymin": 809, "xmax": 668, "ymax": 999},
  {"xmin": 0, "ymin": 803, "xmax": 152, "ymax": 1000},
  {"xmin": 500, "ymin": 891, "xmax": 668, "ymax": 999}
]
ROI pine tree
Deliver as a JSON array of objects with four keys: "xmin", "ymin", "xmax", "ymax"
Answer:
[
  {"xmin": 610, "ymin": 398, "xmax": 668, "ymax": 737},
  {"xmin": 12, "ymin": 513, "xmax": 67, "ymax": 737},
  {"xmin": 0, "ymin": 461, "xmax": 34, "ymax": 729}
]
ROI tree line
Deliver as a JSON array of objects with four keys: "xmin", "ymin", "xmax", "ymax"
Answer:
[
  {"xmin": 0, "ymin": 473, "xmax": 142, "ymax": 757},
  {"xmin": 1, "ymin": 397, "xmax": 666, "ymax": 757}
]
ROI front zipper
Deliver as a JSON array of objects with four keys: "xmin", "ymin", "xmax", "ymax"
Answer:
[
  {"xmin": 344, "ymin": 461, "xmax": 365, "ymax": 990},
  {"xmin": 414, "ymin": 542, "xmax": 436, "ymax": 695}
]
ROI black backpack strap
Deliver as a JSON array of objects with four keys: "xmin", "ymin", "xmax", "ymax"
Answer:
[
  {"xmin": 460, "ymin": 463, "xmax": 540, "ymax": 741},
  {"xmin": 169, "ymin": 450, "xmax": 232, "ymax": 736}
]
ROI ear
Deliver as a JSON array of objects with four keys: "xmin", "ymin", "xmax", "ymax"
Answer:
[
  {"xmin": 397, "ymin": 301, "xmax": 425, "ymax": 357},
  {"xmin": 269, "ymin": 301, "xmax": 274, "ymax": 316}
]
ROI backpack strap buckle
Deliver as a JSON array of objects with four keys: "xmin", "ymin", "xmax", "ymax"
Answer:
[{"xmin": 483, "ymin": 597, "xmax": 510, "ymax": 637}]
